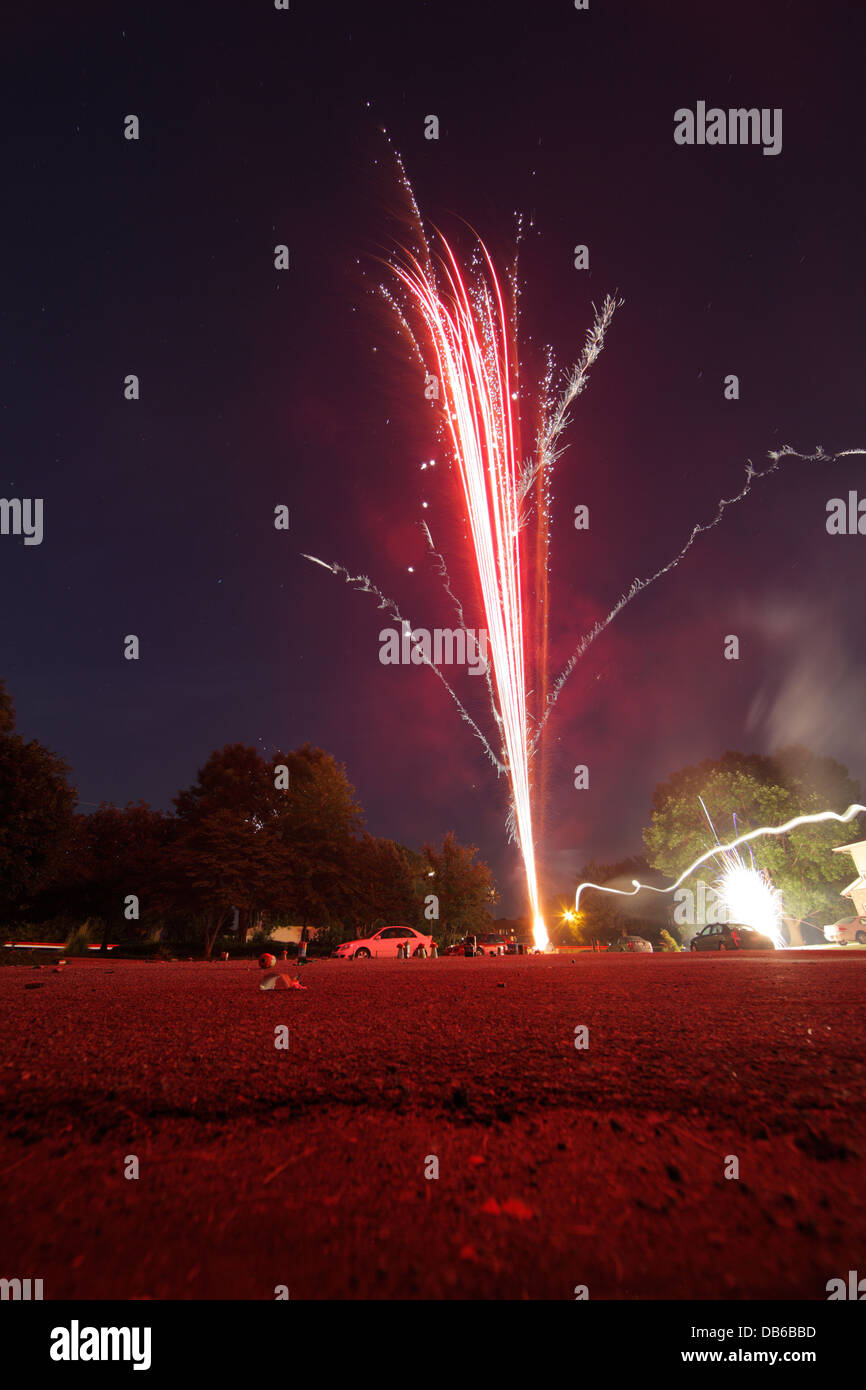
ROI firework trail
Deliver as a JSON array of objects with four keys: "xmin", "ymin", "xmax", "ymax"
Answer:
[
  {"xmin": 302, "ymin": 553, "xmax": 504, "ymax": 774},
  {"xmin": 574, "ymin": 803, "xmax": 866, "ymax": 919},
  {"xmin": 307, "ymin": 148, "xmax": 626, "ymax": 945},
  {"xmin": 420, "ymin": 521, "xmax": 505, "ymax": 751},
  {"xmin": 389, "ymin": 235, "xmax": 548, "ymax": 941},
  {"xmin": 303, "ymin": 156, "xmax": 864, "ymax": 948},
  {"xmin": 534, "ymin": 446, "xmax": 866, "ymax": 746},
  {"xmin": 698, "ymin": 799, "xmax": 785, "ymax": 947}
]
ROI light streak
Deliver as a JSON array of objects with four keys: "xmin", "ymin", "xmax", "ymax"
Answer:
[
  {"xmin": 300, "ymin": 553, "xmax": 504, "ymax": 774},
  {"xmin": 715, "ymin": 855, "xmax": 785, "ymax": 947},
  {"xmin": 697, "ymin": 797, "xmax": 785, "ymax": 947},
  {"xmin": 575, "ymin": 803, "xmax": 866, "ymax": 914},
  {"xmin": 536, "ymin": 446, "xmax": 866, "ymax": 742},
  {"xmin": 390, "ymin": 236, "xmax": 548, "ymax": 945},
  {"xmin": 303, "ymin": 148, "xmax": 864, "ymax": 953}
]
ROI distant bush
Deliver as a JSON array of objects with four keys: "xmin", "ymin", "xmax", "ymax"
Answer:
[
  {"xmin": 657, "ymin": 928, "xmax": 682, "ymax": 952},
  {"xmin": 63, "ymin": 918, "xmax": 96, "ymax": 955},
  {"xmin": 4, "ymin": 915, "xmax": 71, "ymax": 943}
]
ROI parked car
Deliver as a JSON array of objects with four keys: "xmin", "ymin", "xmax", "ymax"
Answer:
[
  {"xmin": 823, "ymin": 915, "xmax": 866, "ymax": 946},
  {"xmin": 607, "ymin": 935, "xmax": 653, "ymax": 953},
  {"xmin": 475, "ymin": 932, "xmax": 510, "ymax": 956},
  {"xmin": 444, "ymin": 935, "xmax": 484, "ymax": 956},
  {"xmin": 332, "ymin": 926, "xmax": 433, "ymax": 959},
  {"xmin": 689, "ymin": 923, "xmax": 776, "ymax": 952}
]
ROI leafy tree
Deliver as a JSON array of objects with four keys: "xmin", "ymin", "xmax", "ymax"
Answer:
[
  {"xmin": 643, "ymin": 747, "xmax": 864, "ymax": 927},
  {"xmin": 568, "ymin": 855, "xmax": 668, "ymax": 947},
  {"xmin": 42, "ymin": 802, "xmax": 172, "ymax": 948},
  {"xmin": 169, "ymin": 742, "xmax": 364, "ymax": 949},
  {"xmin": 0, "ymin": 680, "xmax": 76, "ymax": 920},
  {"xmin": 422, "ymin": 831, "xmax": 497, "ymax": 942},
  {"xmin": 158, "ymin": 809, "xmax": 275, "ymax": 958},
  {"xmin": 347, "ymin": 834, "xmax": 427, "ymax": 934},
  {"xmin": 268, "ymin": 745, "xmax": 364, "ymax": 926}
]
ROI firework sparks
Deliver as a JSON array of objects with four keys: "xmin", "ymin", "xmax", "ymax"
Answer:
[
  {"xmin": 714, "ymin": 853, "xmax": 785, "ymax": 947},
  {"xmin": 575, "ymin": 803, "xmax": 866, "ymax": 929},
  {"xmin": 535, "ymin": 445, "xmax": 866, "ymax": 743},
  {"xmin": 699, "ymin": 798, "xmax": 785, "ymax": 948},
  {"xmin": 300, "ymin": 553, "xmax": 504, "ymax": 774},
  {"xmin": 304, "ymin": 155, "xmax": 864, "ymax": 952},
  {"xmin": 390, "ymin": 235, "xmax": 548, "ymax": 945}
]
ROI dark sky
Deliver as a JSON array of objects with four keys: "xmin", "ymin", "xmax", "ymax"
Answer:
[{"xmin": 3, "ymin": 0, "xmax": 865, "ymax": 914}]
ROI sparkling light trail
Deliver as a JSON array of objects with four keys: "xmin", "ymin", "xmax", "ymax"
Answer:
[
  {"xmin": 714, "ymin": 854, "xmax": 785, "ymax": 947},
  {"xmin": 303, "ymin": 151, "xmax": 863, "ymax": 951},
  {"xmin": 575, "ymin": 803, "xmax": 866, "ymax": 915},
  {"xmin": 391, "ymin": 237, "xmax": 548, "ymax": 946},
  {"xmin": 697, "ymin": 797, "xmax": 785, "ymax": 948}
]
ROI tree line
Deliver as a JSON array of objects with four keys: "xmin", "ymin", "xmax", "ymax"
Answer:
[
  {"xmin": 2, "ymin": 677, "xmax": 860, "ymax": 955},
  {"xmin": 0, "ymin": 681, "xmax": 496, "ymax": 955}
]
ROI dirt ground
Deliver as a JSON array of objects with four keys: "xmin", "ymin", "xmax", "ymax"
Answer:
[{"xmin": 1, "ymin": 951, "xmax": 864, "ymax": 1300}]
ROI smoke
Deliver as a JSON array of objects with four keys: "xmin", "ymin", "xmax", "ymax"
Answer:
[{"xmin": 745, "ymin": 598, "xmax": 866, "ymax": 771}]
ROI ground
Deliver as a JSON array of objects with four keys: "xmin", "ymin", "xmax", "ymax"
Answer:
[{"xmin": 1, "ymin": 952, "xmax": 864, "ymax": 1300}]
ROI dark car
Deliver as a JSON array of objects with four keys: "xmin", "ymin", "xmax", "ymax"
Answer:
[{"xmin": 689, "ymin": 923, "xmax": 776, "ymax": 952}]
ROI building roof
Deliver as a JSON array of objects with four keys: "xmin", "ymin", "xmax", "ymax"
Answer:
[{"xmin": 832, "ymin": 840, "xmax": 866, "ymax": 853}]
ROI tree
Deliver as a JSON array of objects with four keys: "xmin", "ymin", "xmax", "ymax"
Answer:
[
  {"xmin": 346, "ymin": 835, "xmax": 427, "ymax": 934},
  {"xmin": 0, "ymin": 680, "xmax": 76, "ymax": 920},
  {"xmin": 421, "ymin": 831, "xmax": 497, "ymax": 942},
  {"xmin": 568, "ymin": 856, "xmax": 669, "ymax": 948},
  {"xmin": 41, "ymin": 802, "xmax": 172, "ymax": 948},
  {"xmin": 168, "ymin": 742, "xmax": 364, "ymax": 950},
  {"xmin": 643, "ymin": 747, "xmax": 864, "ymax": 927},
  {"xmin": 158, "ymin": 810, "xmax": 275, "ymax": 958}
]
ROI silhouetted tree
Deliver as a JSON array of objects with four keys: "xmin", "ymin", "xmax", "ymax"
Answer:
[
  {"xmin": 422, "ymin": 831, "xmax": 496, "ymax": 942},
  {"xmin": 0, "ymin": 680, "xmax": 76, "ymax": 921},
  {"xmin": 41, "ymin": 802, "xmax": 173, "ymax": 949}
]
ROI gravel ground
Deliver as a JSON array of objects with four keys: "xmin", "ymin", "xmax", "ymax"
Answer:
[{"xmin": 1, "ymin": 952, "xmax": 864, "ymax": 1300}]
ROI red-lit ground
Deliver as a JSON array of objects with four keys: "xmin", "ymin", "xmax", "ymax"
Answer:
[{"xmin": 1, "ymin": 952, "xmax": 864, "ymax": 1300}]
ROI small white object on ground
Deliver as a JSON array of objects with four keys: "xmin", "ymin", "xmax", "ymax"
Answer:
[{"xmin": 260, "ymin": 972, "xmax": 307, "ymax": 992}]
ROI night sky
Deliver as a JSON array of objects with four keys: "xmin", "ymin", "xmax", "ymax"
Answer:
[{"xmin": 3, "ymin": 0, "xmax": 865, "ymax": 914}]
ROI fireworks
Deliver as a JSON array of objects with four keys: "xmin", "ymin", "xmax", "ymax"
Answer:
[
  {"xmin": 390, "ymin": 237, "xmax": 546, "ymax": 946},
  {"xmin": 714, "ymin": 854, "xmax": 785, "ymax": 947},
  {"xmin": 694, "ymin": 797, "xmax": 785, "ymax": 947},
  {"xmin": 575, "ymin": 802, "xmax": 866, "ymax": 942},
  {"xmin": 304, "ymin": 152, "xmax": 865, "ymax": 950}
]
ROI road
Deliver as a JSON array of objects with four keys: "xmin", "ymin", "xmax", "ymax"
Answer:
[{"xmin": 1, "ymin": 951, "xmax": 864, "ymax": 1300}]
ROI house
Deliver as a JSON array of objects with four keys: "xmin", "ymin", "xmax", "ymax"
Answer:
[
  {"xmin": 831, "ymin": 840, "xmax": 866, "ymax": 918},
  {"xmin": 267, "ymin": 925, "xmax": 319, "ymax": 945}
]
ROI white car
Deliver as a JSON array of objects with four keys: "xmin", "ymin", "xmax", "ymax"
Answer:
[
  {"xmin": 333, "ymin": 926, "xmax": 434, "ymax": 959},
  {"xmin": 823, "ymin": 915, "xmax": 866, "ymax": 946},
  {"xmin": 607, "ymin": 934, "xmax": 654, "ymax": 953}
]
